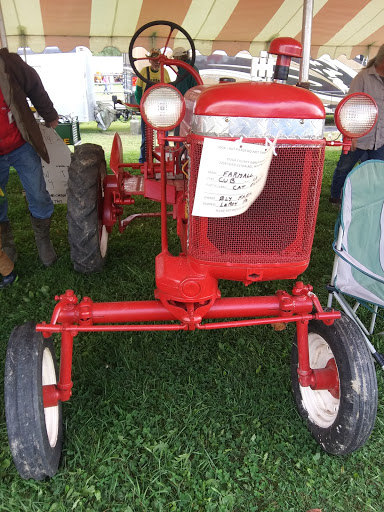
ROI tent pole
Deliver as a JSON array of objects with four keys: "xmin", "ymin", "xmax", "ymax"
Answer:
[
  {"xmin": 0, "ymin": 3, "xmax": 7, "ymax": 48},
  {"xmin": 298, "ymin": 0, "xmax": 313, "ymax": 88}
]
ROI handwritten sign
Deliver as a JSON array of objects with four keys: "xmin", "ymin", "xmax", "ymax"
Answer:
[
  {"xmin": 192, "ymin": 137, "xmax": 277, "ymax": 218},
  {"xmin": 39, "ymin": 124, "xmax": 71, "ymax": 204}
]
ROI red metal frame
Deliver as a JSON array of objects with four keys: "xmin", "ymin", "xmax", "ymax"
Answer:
[{"xmin": 38, "ymin": 282, "xmax": 340, "ymax": 407}]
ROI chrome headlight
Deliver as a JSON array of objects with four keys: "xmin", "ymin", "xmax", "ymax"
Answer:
[
  {"xmin": 141, "ymin": 84, "xmax": 185, "ymax": 130},
  {"xmin": 335, "ymin": 93, "xmax": 377, "ymax": 138}
]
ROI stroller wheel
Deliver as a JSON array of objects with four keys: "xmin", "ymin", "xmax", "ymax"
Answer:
[
  {"xmin": 291, "ymin": 313, "xmax": 378, "ymax": 455},
  {"xmin": 4, "ymin": 323, "xmax": 63, "ymax": 480}
]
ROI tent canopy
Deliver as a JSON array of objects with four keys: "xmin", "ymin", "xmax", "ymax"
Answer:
[{"xmin": 1, "ymin": 0, "xmax": 384, "ymax": 59}]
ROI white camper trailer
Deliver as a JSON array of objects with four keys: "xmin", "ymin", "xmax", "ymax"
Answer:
[{"xmin": 18, "ymin": 46, "xmax": 95, "ymax": 122}]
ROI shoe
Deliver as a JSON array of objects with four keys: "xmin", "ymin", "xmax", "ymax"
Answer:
[
  {"xmin": 0, "ymin": 270, "xmax": 18, "ymax": 289},
  {"xmin": 329, "ymin": 197, "xmax": 341, "ymax": 205}
]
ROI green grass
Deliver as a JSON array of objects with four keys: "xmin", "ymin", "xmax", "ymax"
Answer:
[{"xmin": 0, "ymin": 127, "xmax": 383, "ymax": 511}]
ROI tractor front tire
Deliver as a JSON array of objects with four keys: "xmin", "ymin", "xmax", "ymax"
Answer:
[
  {"xmin": 67, "ymin": 143, "xmax": 108, "ymax": 273},
  {"xmin": 291, "ymin": 314, "xmax": 378, "ymax": 455},
  {"xmin": 4, "ymin": 323, "xmax": 63, "ymax": 480}
]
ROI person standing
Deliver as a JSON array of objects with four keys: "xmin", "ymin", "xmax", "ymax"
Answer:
[
  {"xmin": 172, "ymin": 47, "xmax": 200, "ymax": 136},
  {"xmin": 135, "ymin": 49, "xmax": 170, "ymax": 163},
  {"xmin": 0, "ymin": 48, "xmax": 58, "ymax": 267},
  {"xmin": 330, "ymin": 45, "xmax": 384, "ymax": 204},
  {"xmin": 102, "ymin": 75, "xmax": 109, "ymax": 94}
]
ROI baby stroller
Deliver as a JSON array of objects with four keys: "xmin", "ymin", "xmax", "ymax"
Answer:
[{"xmin": 327, "ymin": 159, "xmax": 384, "ymax": 369}]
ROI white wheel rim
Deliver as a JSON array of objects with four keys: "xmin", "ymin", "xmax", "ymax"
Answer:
[
  {"xmin": 99, "ymin": 175, "xmax": 108, "ymax": 258},
  {"xmin": 42, "ymin": 348, "xmax": 59, "ymax": 447},
  {"xmin": 99, "ymin": 224, "xmax": 108, "ymax": 257},
  {"xmin": 299, "ymin": 333, "xmax": 340, "ymax": 428}
]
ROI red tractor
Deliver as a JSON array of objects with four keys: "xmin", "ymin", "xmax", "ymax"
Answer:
[{"xmin": 4, "ymin": 21, "xmax": 380, "ymax": 480}]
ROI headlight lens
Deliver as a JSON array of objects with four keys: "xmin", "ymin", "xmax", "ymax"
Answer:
[
  {"xmin": 335, "ymin": 93, "xmax": 377, "ymax": 138},
  {"xmin": 141, "ymin": 84, "xmax": 185, "ymax": 130}
]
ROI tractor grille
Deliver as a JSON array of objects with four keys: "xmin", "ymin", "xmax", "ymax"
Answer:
[{"xmin": 188, "ymin": 138, "xmax": 325, "ymax": 265}]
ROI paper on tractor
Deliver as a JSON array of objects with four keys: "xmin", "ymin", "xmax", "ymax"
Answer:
[{"xmin": 192, "ymin": 137, "xmax": 277, "ymax": 218}]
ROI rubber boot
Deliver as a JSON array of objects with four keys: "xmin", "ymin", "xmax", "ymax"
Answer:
[
  {"xmin": 0, "ymin": 221, "xmax": 18, "ymax": 262},
  {"xmin": 30, "ymin": 216, "xmax": 57, "ymax": 267}
]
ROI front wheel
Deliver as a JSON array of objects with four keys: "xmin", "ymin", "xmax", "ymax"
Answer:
[
  {"xmin": 4, "ymin": 323, "xmax": 63, "ymax": 479},
  {"xmin": 67, "ymin": 143, "xmax": 108, "ymax": 273},
  {"xmin": 291, "ymin": 314, "xmax": 378, "ymax": 454}
]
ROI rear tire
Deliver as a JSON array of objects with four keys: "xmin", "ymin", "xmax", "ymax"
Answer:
[
  {"xmin": 4, "ymin": 323, "xmax": 63, "ymax": 480},
  {"xmin": 67, "ymin": 143, "xmax": 108, "ymax": 273},
  {"xmin": 291, "ymin": 314, "xmax": 378, "ymax": 454}
]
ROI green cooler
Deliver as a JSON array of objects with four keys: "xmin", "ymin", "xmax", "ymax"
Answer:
[{"xmin": 55, "ymin": 117, "xmax": 81, "ymax": 145}]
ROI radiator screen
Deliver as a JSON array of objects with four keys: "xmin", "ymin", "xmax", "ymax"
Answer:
[{"xmin": 188, "ymin": 139, "xmax": 325, "ymax": 265}]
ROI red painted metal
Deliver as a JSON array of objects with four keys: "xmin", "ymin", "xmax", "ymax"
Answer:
[
  {"xmin": 310, "ymin": 358, "xmax": 340, "ymax": 398},
  {"xmin": 269, "ymin": 37, "xmax": 303, "ymax": 58},
  {"xmin": 110, "ymin": 132, "xmax": 123, "ymax": 176},
  {"xmin": 191, "ymin": 82, "xmax": 325, "ymax": 119},
  {"xmin": 37, "ymin": 281, "xmax": 341, "ymax": 405},
  {"xmin": 42, "ymin": 330, "xmax": 74, "ymax": 407},
  {"xmin": 57, "ymin": 330, "xmax": 74, "ymax": 401},
  {"xmin": 296, "ymin": 319, "xmax": 312, "ymax": 387},
  {"xmin": 187, "ymin": 136, "xmax": 325, "ymax": 283},
  {"xmin": 37, "ymin": 284, "xmax": 340, "ymax": 330},
  {"xmin": 43, "ymin": 384, "xmax": 61, "ymax": 408},
  {"xmin": 37, "ymin": 312, "xmax": 340, "ymax": 335}
]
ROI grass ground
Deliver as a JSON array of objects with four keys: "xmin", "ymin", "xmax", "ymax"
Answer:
[{"xmin": 0, "ymin": 123, "xmax": 383, "ymax": 511}]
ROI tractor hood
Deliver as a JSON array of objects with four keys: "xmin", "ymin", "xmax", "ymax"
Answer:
[{"xmin": 185, "ymin": 82, "xmax": 325, "ymax": 119}]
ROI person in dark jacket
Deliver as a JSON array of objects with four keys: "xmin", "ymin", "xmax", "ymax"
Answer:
[
  {"xmin": 329, "ymin": 44, "xmax": 384, "ymax": 204},
  {"xmin": 0, "ymin": 48, "xmax": 58, "ymax": 266},
  {"xmin": 172, "ymin": 47, "xmax": 200, "ymax": 136}
]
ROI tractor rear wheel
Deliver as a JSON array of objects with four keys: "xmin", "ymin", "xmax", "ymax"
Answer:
[
  {"xmin": 291, "ymin": 314, "xmax": 378, "ymax": 454},
  {"xmin": 67, "ymin": 143, "xmax": 108, "ymax": 273},
  {"xmin": 4, "ymin": 323, "xmax": 63, "ymax": 480}
]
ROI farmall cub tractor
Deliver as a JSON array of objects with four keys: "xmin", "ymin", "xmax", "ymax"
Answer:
[{"xmin": 4, "ymin": 21, "xmax": 380, "ymax": 479}]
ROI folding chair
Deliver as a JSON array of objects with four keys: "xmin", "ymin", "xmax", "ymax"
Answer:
[{"xmin": 327, "ymin": 159, "xmax": 384, "ymax": 370}]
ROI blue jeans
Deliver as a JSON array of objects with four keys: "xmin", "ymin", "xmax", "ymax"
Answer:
[
  {"xmin": 139, "ymin": 118, "xmax": 169, "ymax": 164},
  {"xmin": 139, "ymin": 117, "xmax": 146, "ymax": 163},
  {"xmin": 0, "ymin": 142, "xmax": 54, "ymax": 222},
  {"xmin": 330, "ymin": 145, "xmax": 384, "ymax": 199}
]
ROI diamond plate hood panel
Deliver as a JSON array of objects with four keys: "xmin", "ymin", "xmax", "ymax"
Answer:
[{"xmin": 191, "ymin": 116, "xmax": 324, "ymax": 139}]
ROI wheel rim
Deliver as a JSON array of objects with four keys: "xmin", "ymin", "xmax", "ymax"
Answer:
[
  {"xmin": 98, "ymin": 174, "xmax": 108, "ymax": 258},
  {"xmin": 299, "ymin": 333, "xmax": 340, "ymax": 428},
  {"xmin": 99, "ymin": 225, "xmax": 108, "ymax": 257},
  {"xmin": 42, "ymin": 348, "xmax": 59, "ymax": 447}
]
